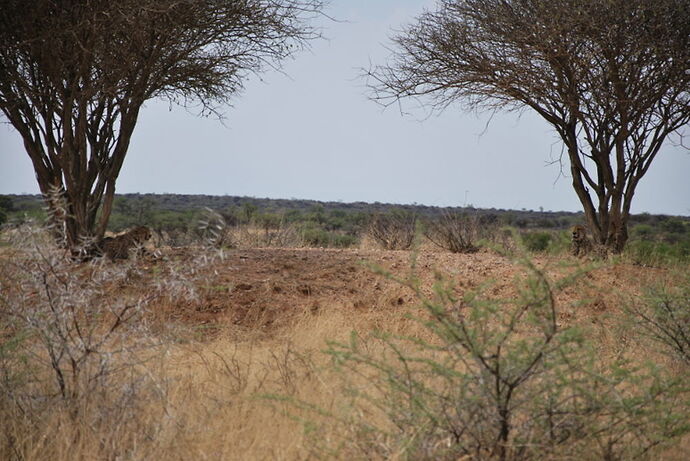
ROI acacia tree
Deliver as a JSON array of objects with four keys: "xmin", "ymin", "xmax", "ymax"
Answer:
[
  {"xmin": 368, "ymin": 0, "xmax": 690, "ymax": 252},
  {"xmin": 0, "ymin": 0, "xmax": 323, "ymax": 253}
]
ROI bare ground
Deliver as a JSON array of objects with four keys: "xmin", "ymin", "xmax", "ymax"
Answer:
[{"xmin": 136, "ymin": 247, "xmax": 667, "ymax": 351}]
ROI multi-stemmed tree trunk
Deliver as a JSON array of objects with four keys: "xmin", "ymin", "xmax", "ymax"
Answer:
[
  {"xmin": 0, "ymin": 0, "xmax": 322, "ymax": 254},
  {"xmin": 368, "ymin": 0, "xmax": 690, "ymax": 252},
  {"xmin": 10, "ymin": 94, "xmax": 142, "ymax": 249}
]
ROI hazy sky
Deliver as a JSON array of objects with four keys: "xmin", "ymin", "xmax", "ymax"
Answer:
[{"xmin": 1, "ymin": 0, "xmax": 689, "ymax": 215}]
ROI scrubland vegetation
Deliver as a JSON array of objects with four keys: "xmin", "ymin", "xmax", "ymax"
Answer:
[
  {"xmin": 3, "ymin": 194, "xmax": 689, "ymax": 266},
  {"xmin": 2, "ymin": 1, "xmax": 688, "ymax": 457},
  {"xmin": 1, "ymin": 206, "xmax": 689, "ymax": 460}
]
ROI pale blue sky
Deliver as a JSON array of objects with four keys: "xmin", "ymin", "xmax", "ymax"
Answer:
[{"xmin": 1, "ymin": 0, "xmax": 689, "ymax": 215}]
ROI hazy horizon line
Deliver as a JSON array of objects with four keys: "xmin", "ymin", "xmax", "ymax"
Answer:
[{"xmin": 6, "ymin": 191, "xmax": 689, "ymax": 218}]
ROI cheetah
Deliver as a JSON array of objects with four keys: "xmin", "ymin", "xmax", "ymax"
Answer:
[
  {"xmin": 99, "ymin": 226, "xmax": 152, "ymax": 259},
  {"xmin": 571, "ymin": 225, "xmax": 593, "ymax": 257}
]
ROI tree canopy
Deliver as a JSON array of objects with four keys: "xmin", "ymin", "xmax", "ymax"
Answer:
[
  {"xmin": 0, "ymin": 0, "xmax": 323, "ymax": 253},
  {"xmin": 369, "ymin": 0, "xmax": 690, "ymax": 252}
]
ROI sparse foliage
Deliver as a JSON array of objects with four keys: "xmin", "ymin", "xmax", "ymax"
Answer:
[
  {"xmin": 368, "ymin": 209, "xmax": 417, "ymax": 250},
  {"xmin": 423, "ymin": 211, "xmax": 481, "ymax": 253},
  {"xmin": 627, "ymin": 274, "xmax": 690, "ymax": 365},
  {"xmin": 0, "ymin": 224, "xmax": 157, "ymax": 420},
  {"xmin": 319, "ymin": 258, "xmax": 689, "ymax": 460},
  {"xmin": 198, "ymin": 208, "xmax": 235, "ymax": 249},
  {"xmin": 0, "ymin": 0, "xmax": 324, "ymax": 253},
  {"xmin": 368, "ymin": 0, "xmax": 690, "ymax": 253}
]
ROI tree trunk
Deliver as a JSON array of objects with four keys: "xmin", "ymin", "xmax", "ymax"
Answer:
[
  {"xmin": 564, "ymin": 126, "xmax": 631, "ymax": 254},
  {"xmin": 28, "ymin": 105, "xmax": 142, "ymax": 257},
  {"xmin": 574, "ymin": 192, "xmax": 629, "ymax": 254},
  {"xmin": 607, "ymin": 213, "xmax": 628, "ymax": 253},
  {"xmin": 96, "ymin": 180, "xmax": 117, "ymax": 242}
]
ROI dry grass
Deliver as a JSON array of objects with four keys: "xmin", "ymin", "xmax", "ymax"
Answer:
[
  {"xmin": 1, "ymin": 227, "xmax": 689, "ymax": 460},
  {"xmin": 6, "ymin": 305, "xmax": 687, "ymax": 460},
  {"xmin": 0, "ymin": 303, "xmax": 429, "ymax": 460}
]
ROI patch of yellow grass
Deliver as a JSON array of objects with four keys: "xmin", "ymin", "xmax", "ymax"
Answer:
[{"xmin": 1, "ymin": 302, "xmax": 433, "ymax": 460}]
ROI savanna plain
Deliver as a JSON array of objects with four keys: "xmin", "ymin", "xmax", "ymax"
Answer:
[{"xmin": 1, "ymin": 219, "xmax": 689, "ymax": 461}]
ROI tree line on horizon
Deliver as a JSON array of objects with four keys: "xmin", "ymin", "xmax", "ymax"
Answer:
[{"xmin": 3, "ymin": 193, "xmax": 689, "ymax": 265}]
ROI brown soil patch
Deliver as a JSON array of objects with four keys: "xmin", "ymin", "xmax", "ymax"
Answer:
[{"xmin": 131, "ymin": 247, "xmax": 668, "ymax": 343}]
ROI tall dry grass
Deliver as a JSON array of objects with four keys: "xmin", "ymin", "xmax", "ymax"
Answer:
[
  {"xmin": 1, "ymin": 296, "xmax": 428, "ymax": 460},
  {"xmin": 1, "ymin": 225, "xmax": 689, "ymax": 460}
]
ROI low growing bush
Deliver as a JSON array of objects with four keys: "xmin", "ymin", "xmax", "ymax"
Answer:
[
  {"xmin": 423, "ymin": 211, "xmax": 480, "ymax": 253},
  {"xmin": 304, "ymin": 257, "xmax": 689, "ymax": 460},
  {"xmin": 301, "ymin": 227, "xmax": 358, "ymax": 248},
  {"xmin": 520, "ymin": 231, "xmax": 552, "ymax": 252},
  {"xmin": 0, "ymin": 222, "xmax": 242, "ymax": 456},
  {"xmin": 625, "ymin": 240, "xmax": 690, "ymax": 267},
  {"xmin": 368, "ymin": 209, "xmax": 417, "ymax": 250},
  {"xmin": 626, "ymin": 273, "xmax": 690, "ymax": 366}
]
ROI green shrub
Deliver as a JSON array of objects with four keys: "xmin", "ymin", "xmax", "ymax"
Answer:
[
  {"xmin": 632, "ymin": 224, "xmax": 656, "ymax": 241},
  {"xmin": 255, "ymin": 212, "xmax": 283, "ymax": 231},
  {"xmin": 546, "ymin": 229, "xmax": 572, "ymax": 255},
  {"xmin": 661, "ymin": 218, "xmax": 687, "ymax": 235},
  {"xmin": 304, "ymin": 258, "xmax": 689, "ymax": 460},
  {"xmin": 301, "ymin": 227, "xmax": 357, "ymax": 248},
  {"xmin": 0, "ymin": 196, "xmax": 13, "ymax": 226},
  {"xmin": 625, "ymin": 240, "xmax": 690, "ymax": 267},
  {"xmin": 521, "ymin": 231, "xmax": 552, "ymax": 252}
]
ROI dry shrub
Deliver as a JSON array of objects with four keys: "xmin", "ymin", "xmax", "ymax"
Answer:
[
  {"xmin": 0, "ymin": 223, "xmax": 238, "ymax": 460},
  {"xmin": 423, "ymin": 211, "xmax": 482, "ymax": 253},
  {"xmin": 368, "ymin": 210, "xmax": 417, "ymax": 250},
  {"xmin": 483, "ymin": 226, "xmax": 519, "ymax": 254},
  {"xmin": 0, "ymin": 224, "xmax": 168, "ymax": 458},
  {"xmin": 231, "ymin": 222, "xmax": 303, "ymax": 248},
  {"xmin": 198, "ymin": 207, "xmax": 303, "ymax": 249},
  {"xmin": 625, "ymin": 272, "xmax": 690, "ymax": 366}
]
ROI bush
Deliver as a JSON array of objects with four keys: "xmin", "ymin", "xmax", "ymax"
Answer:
[
  {"xmin": 311, "ymin": 258, "xmax": 689, "ymax": 460},
  {"xmin": 0, "ymin": 225, "xmax": 158, "ymax": 416},
  {"xmin": 625, "ymin": 240, "xmax": 690, "ymax": 267},
  {"xmin": 548, "ymin": 229, "xmax": 574, "ymax": 255},
  {"xmin": 301, "ymin": 227, "xmax": 357, "ymax": 248},
  {"xmin": 0, "ymin": 223, "xmax": 232, "ymax": 458},
  {"xmin": 423, "ymin": 211, "xmax": 480, "ymax": 253},
  {"xmin": 368, "ymin": 209, "xmax": 417, "ymax": 250},
  {"xmin": 521, "ymin": 231, "xmax": 552, "ymax": 252},
  {"xmin": 632, "ymin": 224, "xmax": 656, "ymax": 242},
  {"xmin": 661, "ymin": 218, "xmax": 687, "ymax": 235},
  {"xmin": 626, "ymin": 273, "xmax": 690, "ymax": 365},
  {"xmin": 0, "ymin": 196, "xmax": 13, "ymax": 227}
]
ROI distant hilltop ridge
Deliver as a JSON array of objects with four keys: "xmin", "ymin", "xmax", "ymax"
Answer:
[{"xmin": 3, "ymin": 193, "xmax": 688, "ymax": 230}]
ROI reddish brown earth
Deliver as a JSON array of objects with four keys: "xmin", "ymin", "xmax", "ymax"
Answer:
[{"xmin": 137, "ymin": 247, "xmax": 667, "ymax": 343}]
